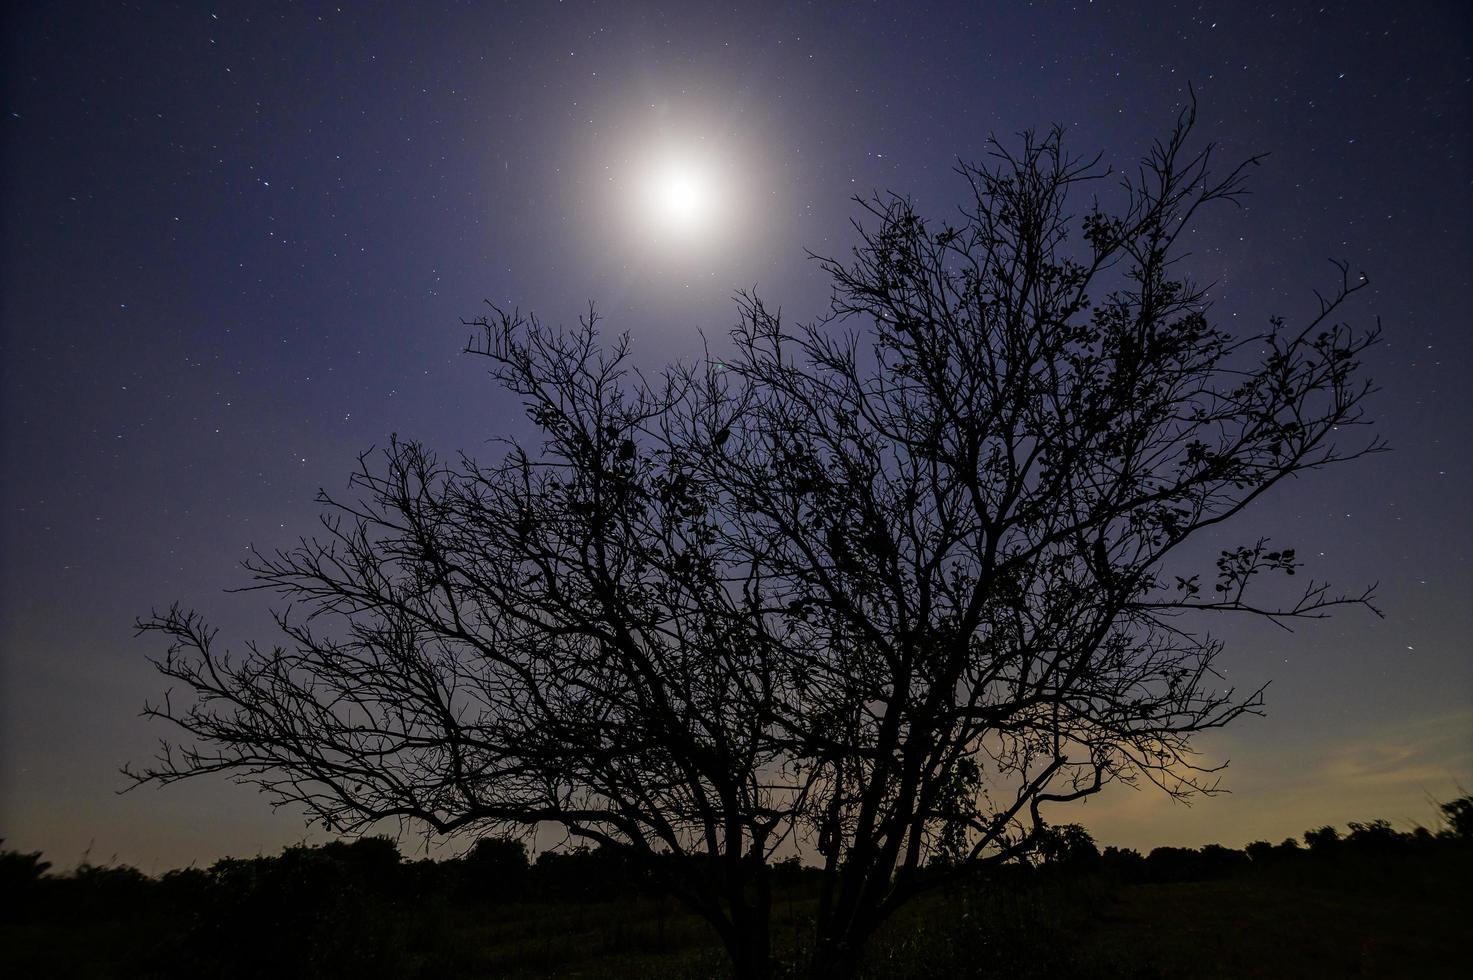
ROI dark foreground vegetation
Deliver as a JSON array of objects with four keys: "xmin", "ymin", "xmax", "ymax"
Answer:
[{"xmin": 4, "ymin": 797, "xmax": 1468, "ymax": 979}]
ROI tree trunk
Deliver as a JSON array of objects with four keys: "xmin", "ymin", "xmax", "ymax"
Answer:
[
  {"xmin": 809, "ymin": 865, "xmax": 875, "ymax": 980},
  {"xmin": 726, "ymin": 917, "xmax": 774, "ymax": 980}
]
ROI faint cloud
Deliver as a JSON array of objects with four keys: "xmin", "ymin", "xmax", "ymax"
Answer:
[
  {"xmin": 1074, "ymin": 710, "xmax": 1473, "ymax": 850},
  {"xmin": 1315, "ymin": 709, "xmax": 1473, "ymax": 793}
]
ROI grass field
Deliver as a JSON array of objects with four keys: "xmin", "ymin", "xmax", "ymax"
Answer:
[
  {"xmin": 3, "ymin": 844, "xmax": 1466, "ymax": 979},
  {"xmin": 862, "ymin": 853, "xmax": 1467, "ymax": 980}
]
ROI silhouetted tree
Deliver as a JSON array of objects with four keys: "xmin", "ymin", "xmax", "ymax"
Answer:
[
  {"xmin": 156, "ymin": 865, "xmax": 210, "ymax": 908},
  {"xmin": 131, "ymin": 100, "xmax": 1382, "ymax": 980},
  {"xmin": 1100, "ymin": 845, "xmax": 1146, "ymax": 880},
  {"xmin": 191, "ymin": 839, "xmax": 411, "ymax": 978},
  {"xmin": 1198, "ymin": 843, "xmax": 1250, "ymax": 875},
  {"xmin": 456, "ymin": 836, "xmax": 529, "ymax": 903},
  {"xmin": 1244, "ymin": 840, "xmax": 1275, "ymax": 864},
  {"xmin": 1345, "ymin": 819, "xmax": 1405, "ymax": 854},
  {"xmin": 1439, "ymin": 795, "xmax": 1473, "ymax": 840},
  {"xmin": 1274, "ymin": 837, "xmax": 1305, "ymax": 859},
  {"xmin": 1144, "ymin": 846, "xmax": 1204, "ymax": 882},
  {"xmin": 1304, "ymin": 825, "xmax": 1342, "ymax": 856},
  {"xmin": 1033, "ymin": 823, "xmax": 1100, "ymax": 871},
  {"xmin": 531, "ymin": 844, "xmax": 643, "ymax": 902},
  {"xmin": 0, "ymin": 843, "xmax": 51, "ymax": 921}
]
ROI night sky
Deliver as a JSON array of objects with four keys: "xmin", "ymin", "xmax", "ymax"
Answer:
[{"xmin": 2, "ymin": 1, "xmax": 1469, "ymax": 872}]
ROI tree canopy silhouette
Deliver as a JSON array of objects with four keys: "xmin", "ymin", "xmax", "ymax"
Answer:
[{"xmin": 133, "ymin": 101, "xmax": 1381, "ymax": 980}]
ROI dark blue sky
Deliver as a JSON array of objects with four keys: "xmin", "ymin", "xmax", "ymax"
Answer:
[{"xmin": 3, "ymin": 0, "xmax": 1469, "ymax": 870}]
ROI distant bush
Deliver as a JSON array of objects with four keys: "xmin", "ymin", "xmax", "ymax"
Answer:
[
  {"xmin": 1143, "ymin": 846, "xmax": 1203, "ymax": 882},
  {"xmin": 68, "ymin": 861, "xmax": 152, "ymax": 915},
  {"xmin": 1344, "ymin": 818, "xmax": 1404, "ymax": 854},
  {"xmin": 1244, "ymin": 840, "xmax": 1275, "ymax": 864},
  {"xmin": 0, "ymin": 843, "xmax": 51, "ymax": 921},
  {"xmin": 1033, "ymin": 824, "xmax": 1101, "ymax": 872},
  {"xmin": 529, "ymin": 843, "xmax": 668, "ymax": 903},
  {"xmin": 179, "ymin": 836, "xmax": 422, "ymax": 978},
  {"xmin": 1303, "ymin": 825, "xmax": 1341, "ymax": 856},
  {"xmin": 454, "ymin": 835, "xmax": 529, "ymax": 903},
  {"xmin": 1099, "ymin": 845, "xmax": 1145, "ymax": 881},
  {"xmin": 156, "ymin": 865, "xmax": 210, "ymax": 907},
  {"xmin": 5, "ymin": 795, "xmax": 1471, "ymax": 977},
  {"xmin": 1440, "ymin": 795, "xmax": 1473, "ymax": 839},
  {"xmin": 1199, "ymin": 843, "xmax": 1251, "ymax": 875}
]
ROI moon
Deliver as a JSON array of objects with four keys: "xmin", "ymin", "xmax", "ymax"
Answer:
[
  {"xmin": 643, "ymin": 157, "xmax": 719, "ymax": 238},
  {"xmin": 586, "ymin": 109, "xmax": 782, "ymax": 272}
]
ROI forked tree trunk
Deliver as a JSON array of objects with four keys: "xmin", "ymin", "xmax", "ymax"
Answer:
[
  {"xmin": 808, "ymin": 865, "xmax": 878, "ymax": 980},
  {"xmin": 725, "ymin": 918, "xmax": 774, "ymax": 980}
]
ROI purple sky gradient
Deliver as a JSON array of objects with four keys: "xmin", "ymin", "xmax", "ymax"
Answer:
[{"xmin": 2, "ymin": 1, "xmax": 1469, "ymax": 871}]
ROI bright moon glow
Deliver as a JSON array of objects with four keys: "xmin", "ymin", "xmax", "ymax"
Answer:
[
  {"xmin": 597, "ymin": 114, "xmax": 773, "ymax": 266},
  {"xmin": 644, "ymin": 159, "xmax": 719, "ymax": 238}
]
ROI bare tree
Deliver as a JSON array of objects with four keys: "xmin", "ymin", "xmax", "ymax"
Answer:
[{"xmin": 132, "ymin": 102, "xmax": 1381, "ymax": 980}]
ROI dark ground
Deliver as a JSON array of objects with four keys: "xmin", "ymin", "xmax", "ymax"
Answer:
[{"xmin": 3, "ymin": 840, "xmax": 1467, "ymax": 980}]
